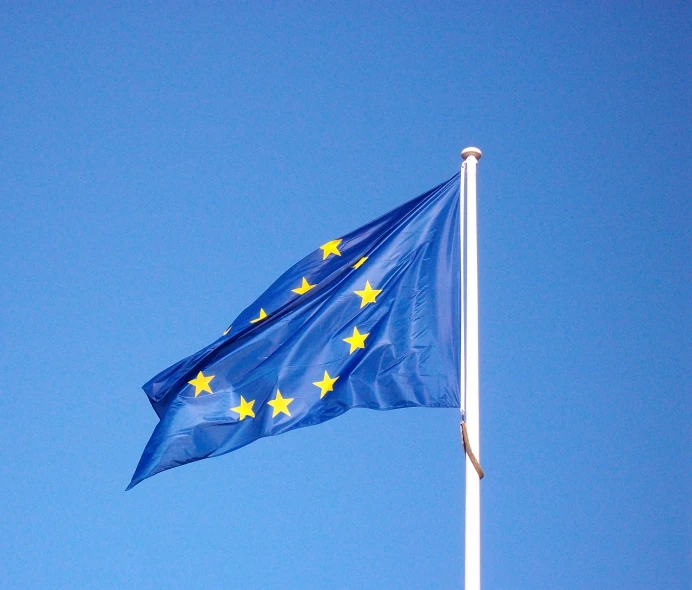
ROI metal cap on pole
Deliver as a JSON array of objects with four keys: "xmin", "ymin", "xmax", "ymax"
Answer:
[{"xmin": 461, "ymin": 147, "xmax": 482, "ymax": 161}]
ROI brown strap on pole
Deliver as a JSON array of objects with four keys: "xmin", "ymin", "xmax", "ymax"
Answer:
[{"xmin": 461, "ymin": 421, "xmax": 484, "ymax": 480}]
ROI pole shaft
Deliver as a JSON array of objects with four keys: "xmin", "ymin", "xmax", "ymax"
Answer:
[
  {"xmin": 459, "ymin": 164, "xmax": 466, "ymax": 422},
  {"xmin": 463, "ymin": 151, "xmax": 481, "ymax": 590}
]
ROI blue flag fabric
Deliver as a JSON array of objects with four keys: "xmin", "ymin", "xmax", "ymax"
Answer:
[{"xmin": 129, "ymin": 174, "xmax": 461, "ymax": 489}]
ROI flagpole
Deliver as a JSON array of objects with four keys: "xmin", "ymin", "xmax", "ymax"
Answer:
[{"xmin": 461, "ymin": 146, "xmax": 482, "ymax": 590}]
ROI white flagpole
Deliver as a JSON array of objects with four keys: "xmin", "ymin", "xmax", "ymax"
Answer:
[
  {"xmin": 459, "ymin": 159, "xmax": 466, "ymax": 425},
  {"xmin": 461, "ymin": 146, "xmax": 482, "ymax": 590}
]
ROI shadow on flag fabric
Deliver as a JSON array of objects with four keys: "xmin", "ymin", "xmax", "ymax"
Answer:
[{"xmin": 129, "ymin": 174, "xmax": 461, "ymax": 489}]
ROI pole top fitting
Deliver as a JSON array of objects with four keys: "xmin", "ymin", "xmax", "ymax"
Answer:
[{"xmin": 461, "ymin": 147, "xmax": 482, "ymax": 161}]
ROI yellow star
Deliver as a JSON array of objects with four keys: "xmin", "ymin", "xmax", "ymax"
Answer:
[
  {"xmin": 292, "ymin": 277, "xmax": 316, "ymax": 295},
  {"xmin": 343, "ymin": 326, "xmax": 369, "ymax": 354},
  {"xmin": 312, "ymin": 371, "xmax": 339, "ymax": 399},
  {"xmin": 266, "ymin": 389, "xmax": 294, "ymax": 418},
  {"xmin": 230, "ymin": 396, "xmax": 255, "ymax": 421},
  {"xmin": 223, "ymin": 325, "xmax": 232, "ymax": 336},
  {"xmin": 250, "ymin": 308, "xmax": 267, "ymax": 324},
  {"xmin": 352, "ymin": 257, "xmax": 368, "ymax": 269},
  {"xmin": 354, "ymin": 281, "xmax": 382, "ymax": 308},
  {"xmin": 188, "ymin": 371, "xmax": 214, "ymax": 397},
  {"xmin": 320, "ymin": 239, "xmax": 342, "ymax": 260}
]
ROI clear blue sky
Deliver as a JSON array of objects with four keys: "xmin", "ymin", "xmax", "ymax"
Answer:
[{"xmin": 1, "ymin": 3, "xmax": 689, "ymax": 589}]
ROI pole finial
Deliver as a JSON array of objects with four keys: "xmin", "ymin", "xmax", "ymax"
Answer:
[{"xmin": 461, "ymin": 147, "xmax": 482, "ymax": 161}]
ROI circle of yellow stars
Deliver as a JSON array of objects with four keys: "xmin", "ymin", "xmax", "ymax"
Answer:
[{"xmin": 191, "ymin": 237, "xmax": 382, "ymax": 423}]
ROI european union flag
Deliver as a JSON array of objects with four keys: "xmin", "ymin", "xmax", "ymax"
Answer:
[{"xmin": 129, "ymin": 174, "xmax": 461, "ymax": 489}]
